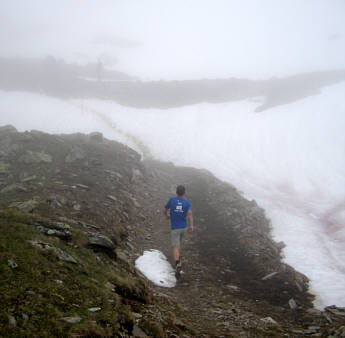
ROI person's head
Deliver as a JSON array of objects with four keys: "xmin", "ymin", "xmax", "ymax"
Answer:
[{"xmin": 176, "ymin": 185, "xmax": 185, "ymax": 197}]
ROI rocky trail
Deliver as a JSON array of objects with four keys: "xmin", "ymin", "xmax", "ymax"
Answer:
[
  {"xmin": 132, "ymin": 161, "xmax": 328, "ymax": 337},
  {"xmin": 1, "ymin": 125, "xmax": 344, "ymax": 337}
]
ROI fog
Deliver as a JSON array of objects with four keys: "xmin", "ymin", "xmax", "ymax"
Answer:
[
  {"xmin": 1, "ymin": 0, "xmax": 345, "ymax": 80},
  {"xmin": 1, "ymin": 1, "xmax": 345, "ymax": 309}
]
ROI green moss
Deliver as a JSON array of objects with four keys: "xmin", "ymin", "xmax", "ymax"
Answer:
[{"xmin": 0, "ymin": 214, "xmax": 144, "ymax": 337}]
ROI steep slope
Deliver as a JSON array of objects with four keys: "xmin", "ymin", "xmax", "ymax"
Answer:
[{"xmin": 0, "ymin": 125, "xmax": 344, "ymax": 337}]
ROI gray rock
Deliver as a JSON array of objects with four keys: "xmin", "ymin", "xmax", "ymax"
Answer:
[
  {"xmin": 88, "ymin": 233, "xmax": 116, "ymax": 249},
  {"xmin": 22, "ymin": 313, "xmax": 29, "ymax": 325},
  {"xmin": 8, "ymin": 259, "xmax": 18, "ymax": 269},
  {"xmin": 260, "ymin": 317, "xmax": 279, "ymax": 325},
  {"xmin": 0, "ymin": 125, "xmax": 17, "ymax": 133},
  {"xmin": 88, "ymin": 307, "xmax": 101, "ymax": 312},
  {"xmin": 225, "ymin": 284, "xmax": 240, "ymax": 292},
  {"xmin": 55, "ymin": 248, "xmax": 78, "ymax": 264},
  {"xmin": 105, "ymin": 169, "xmax": 123, "ymax": 178},
  {"xmin": 73, "ymin": 202, "xmax": 81, "ymax": 211},
  {"xmin": 19, "ymin": 151, "xmax": 52, "ymax": 164},
  {"xmin": 89, "ymin": 132, "xmax": 103, "ymax": 143},
  {"xmin": 9, "ymin": 199, "xmax": 40, "ymax": 212},
  {"xmin": 132, "ymin": 312, "xmax": 143, "ymax": 319},
  {"xmin": 65, "ymin": 146, "xmax": 85, "ymax": 163},
  {"xmin": 33, "ymin": 219, "xmax": 72, "ymax": 239},
  {"xmin": 131, "ymin": 168, "xmax": 143, "ymax": 183},
  {"xmin": 47, "ymin": 194, "xmax": 67, "ymax": 208},
  {"xmin": 116, "ymin": 250, "xmax": 131, "ymax": 264},
  {"xmin": 326, "ymin": 306, "xmax": 345, "ymax": 317},
  {"xmin": 276, "ymin": 241, "xmax": 286, "ymax": 249},
  {"xmin": 262, "ymin": 272, "xmax": 278, "ymax": 280},
  {"xmin": 42, "ymin": 220, "xmax": 71, "ymax": 232},
  {"xmin": 288, "ymin": 298, "xmax": 297, "ymax": 309},
  {"xmin": 8, "ymin": 315, "xmax": 17, "ymax": 327},
  {"xmin": 59, "ymin": 316, "xmax": 82, "ymax": 324},
  {"xmin": 76, "ymin": 183, "xmax": 89, "ymax": 190},
  {"xmin": 21, "ymin": 175, "xmax": 37, "ymax": 183},
  {"xmin": 26, "ymin": 240, "xmax": 77, "ymax": 264},
  {"xmin": 105, "ymin": 281, "xmax": 116, "ymax": 292},
  {"xmin": 107, "ymin": 195, "xmax": 118, "ymax": 202},
  {"xmin": 126, "ymin": 241, "xmax": 135, "ymax": 250},
  {"xmin": 132, "ymin": 324, "xmax": 147, "ymax": 337},
  {"xmin": 46, "ymin": 229, "xmax": 64, "ymax": 237},
  {"xmin": 306, "ymin": 308, "xmax": 322, "ymax": 316},
  {"xmin": 1, "ymin": 184, "xmax": 28, "ymax": 194},
  {"xmin": 0, "ymin": 161, "xmax": 10, "ymax": 173},
  {"xmin": 173, "ymin": 318, "xmax": 186, "ymax": 329}
]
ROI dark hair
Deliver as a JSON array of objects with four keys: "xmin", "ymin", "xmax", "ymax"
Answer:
[{"xmin": 176, "ymin": 185, "xmax": 185, "ymax": 196}]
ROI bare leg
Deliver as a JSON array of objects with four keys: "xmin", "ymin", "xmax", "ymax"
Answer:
[{"xmin": 173, "ymin": 246, "xmax": 180, "ymax": 262}]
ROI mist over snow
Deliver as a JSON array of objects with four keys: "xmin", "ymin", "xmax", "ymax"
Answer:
[
  {"xmin": 1, "ymin": 0, "xmax": 345, "ymax": 80},
  {"xmin": 1, "ymin": 0, "xmax": 345, "ymax": 310},
  {"xmin": 1, "ymin": 81, "xmax": 345, "ymax": 308}
]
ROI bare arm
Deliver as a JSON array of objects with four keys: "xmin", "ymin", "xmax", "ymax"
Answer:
[
  {"xmin": 163, "ymin": 208, "xmax": 170, "ymax": 220},
  {"xmin": 187, "ymin": 210, "xmax": 194, "ymax": 233}
]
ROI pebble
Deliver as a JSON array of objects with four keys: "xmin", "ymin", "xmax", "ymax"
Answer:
[
  {"xmin": 59, "ymin": 316, "xmax": 82, "ymax": 324},
  {"xmin": 288, "ymin": 298, "xmax": 297, "ymax": 309},
  {"xmin": 7, "ymin": 259, "xmax": 18, "ymax": 269},
  {"xmin": 8, "ymin": 315, "xmax": 16, "ymax": 327},
  {"xmin": 88, "ymin": 307, "xmax": 101, "ymax": 312},
  {"xmin": 260, "ymin": 317, "xmax": 279, "ymax": 325}
]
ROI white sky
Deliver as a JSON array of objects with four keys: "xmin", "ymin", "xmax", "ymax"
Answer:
[{"xmin": 1, "ymin": 0, "xmax": 344, "ymax": 79}]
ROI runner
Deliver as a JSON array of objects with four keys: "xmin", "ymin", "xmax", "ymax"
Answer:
[{"xmin": 163, "ymin": 185, "xmax": 194, "ymax": 276}]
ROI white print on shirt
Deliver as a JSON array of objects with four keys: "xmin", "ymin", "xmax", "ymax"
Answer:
[{"xmin": 174, "ymin": 201, "xmax": 183, "ymax": 213}]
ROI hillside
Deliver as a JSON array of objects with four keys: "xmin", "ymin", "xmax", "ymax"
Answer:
[
  {"xmin": 0, "ymin": 125, "xmax": 344, "ymax": 337},
  {"xmin": 1, "ymin": 57, "xmax": 345, "ymax": 111}
]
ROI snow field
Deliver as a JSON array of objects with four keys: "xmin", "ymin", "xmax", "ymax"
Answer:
[{"xmin": 0, "ymin": 83, "xmax": 344, "ymax": 307}]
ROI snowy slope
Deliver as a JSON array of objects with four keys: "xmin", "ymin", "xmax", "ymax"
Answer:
[{"xmin": 0, "ymin": 82, "xmax": 344, "ymax": 308}]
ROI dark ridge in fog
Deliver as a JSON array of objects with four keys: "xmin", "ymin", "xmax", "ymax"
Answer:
[{"xmin": 1, "ymin": 57, "xmax": 345, "ymax": 112}]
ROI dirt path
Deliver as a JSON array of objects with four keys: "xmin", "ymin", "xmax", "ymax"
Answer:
[{"xmin": 131, "ymin": 160, "xmax": 317, "ymax": 336}]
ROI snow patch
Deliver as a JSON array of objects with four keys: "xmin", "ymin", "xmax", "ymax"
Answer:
[{"xmin": 135, "ymin": 250, "xmax": 176, "ymax": 288}]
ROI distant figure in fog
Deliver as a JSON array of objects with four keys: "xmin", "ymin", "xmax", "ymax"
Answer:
[{"xmin": 163, "ymin": 185, "xmax": 193, "ymax": 274}]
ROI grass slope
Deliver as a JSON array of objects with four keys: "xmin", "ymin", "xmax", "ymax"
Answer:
[{"xmin": 0, "ymin": 210, "xmax": 149, "ymax": 337}]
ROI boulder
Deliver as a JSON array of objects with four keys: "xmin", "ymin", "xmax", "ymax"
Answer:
[
  {"xmin": 88, "ymin": 233, "xmax": 116, "ymax": 249},
  {"xmin": 31, "ymin": 219, "xmax": 72, "ymax": 239}
]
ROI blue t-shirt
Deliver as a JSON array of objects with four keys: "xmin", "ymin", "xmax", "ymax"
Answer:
[{"xmin": 165, "ymin": 197, "xmax": 192, "ymax": 230}]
